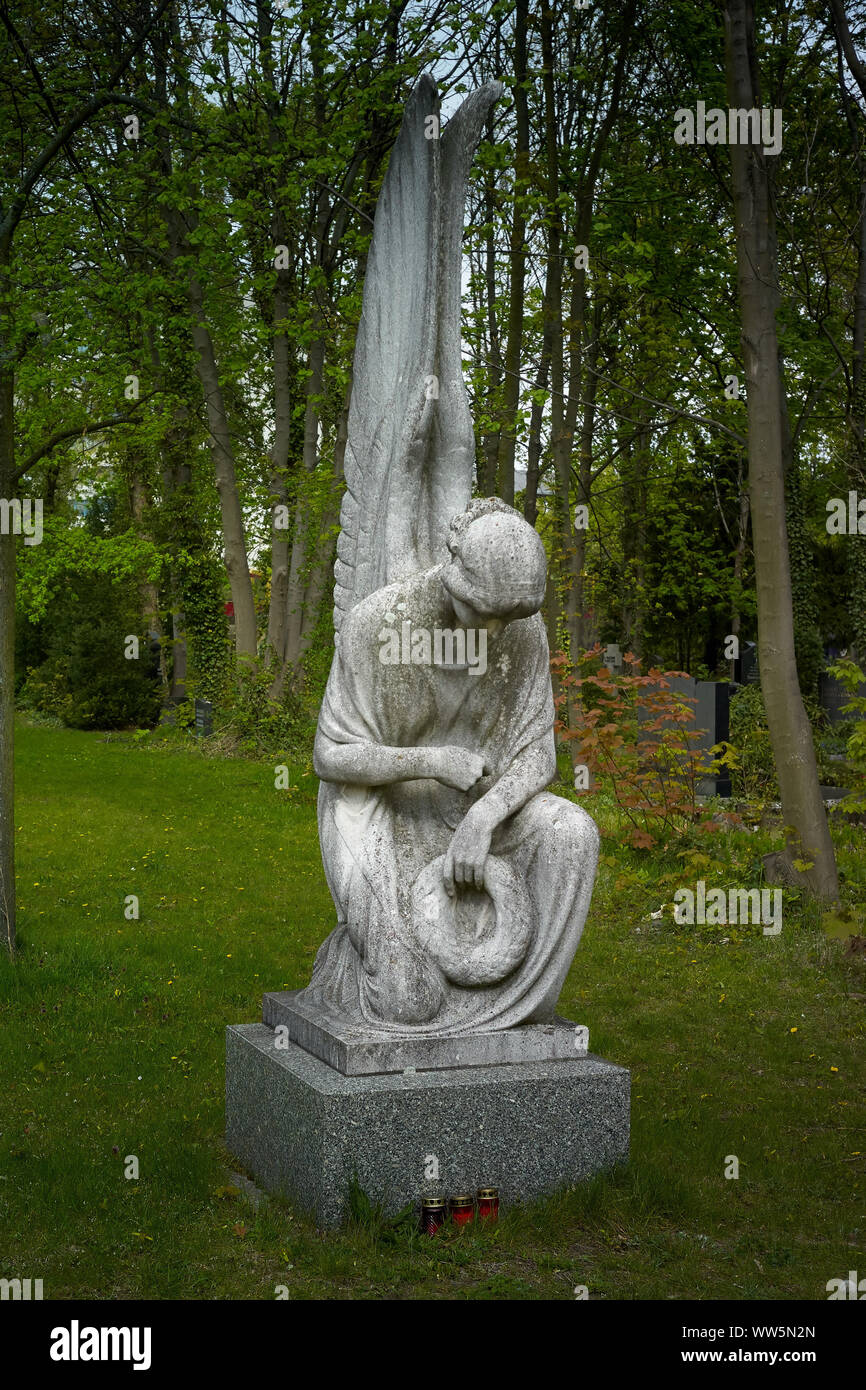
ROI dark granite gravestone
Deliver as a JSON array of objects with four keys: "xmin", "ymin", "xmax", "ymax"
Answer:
[
  {"xmin": 695, "ymin": 680, "xmax": 731, "ymax": 797},
  {"xmin": 194, "ymin": 698, "xmax": 213, "ymax": 737},
  {"xmin": 734, "ymin": 640, "xmax": 759, "ymax": 686},
  {"xmin": 637, "ymin": 674, "xmax": 696, "ymax": 736},
  {"xmin": 637, "ymin": 676, "xmax": 730, "ymax": 797},
  {"xmin": 820, "ymin": 670, "xmax": 866, "ymax": 725}
]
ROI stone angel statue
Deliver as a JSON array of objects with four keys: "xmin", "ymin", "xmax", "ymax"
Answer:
[{"xmin": 299, "ymin": 74, "xmax": 599, "ymax": 1037}]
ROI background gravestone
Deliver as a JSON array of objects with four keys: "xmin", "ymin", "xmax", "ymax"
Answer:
[
  {"xmin": 695, "ymin": 680, "xmax": 731, "ymax": 797},
  {"xmin": 734, "ymin": 640, "xmax": 759, "ymax": 686},
  {"xmin": 637, "ymin": 676, "xmax": 730, "ymax": 798},
  {"xmin": 602, "ymin": 642, "xmax": 624, "ymax": 674},
  {"xmin": 194, "ymin": 698, "xmax": 213, "ymax": 738},
  {"xmin": 819, "ymin": 669, "xmax": 866, "ymax": 726}
]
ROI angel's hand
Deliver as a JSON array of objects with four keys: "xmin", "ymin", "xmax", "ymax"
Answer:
[
  {"xmin": 431, "ymin": 747, "xmax": 485, "ymax": 791},
  {"xmin": 443, "ymin": 808, "xmax": 494, "ymax": 895}
]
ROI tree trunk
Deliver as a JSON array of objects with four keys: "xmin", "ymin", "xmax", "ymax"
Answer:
[
  {"xmin": 540, "ymin": 0, "xmax": 572, "ymax": 653},
  {"xmin": 185, "ymin": 273, "xmax": 257, "ymax": 659},
  {"xmin": 524, "ymin": 311, "xmax": 553, "ymax": 528},
  {"xmin": 283, "ymin": 336, "xmax": 326, "ymax": 673},
  {"xmin": 264, "ymin": 211, "xmax": 294, "ymax": 691},
  {"xmin": 153, "ymin": 18, "xmax": 257, "ymax": 662},
  {"xmin": 294, "ymin": 373, "xmax": 351, "ymax": 677},
  {"xmin": 730, "ymin": 455, "xmax": 750, "ymax": 680},
  {"xmin": 130, "ymin": 473, "xmax": 167, "ymax": 691},
  {"xmin": 829, "ymin": 2, "xmax": 866, "ymax": 655},
  {"xmin": 847, "ymin": 183, "xmax": 866, "ymax": 657},
  {"xmin": 724, "ymin": 0, "xmax": 839, "ymax": 901},
  {"xmin": 573, "ymin": 311, "xmax": 602, "ymax": 652},
  {"xmin": 159, "ymin": 441, "xmax": 189, "ymax": 704}
]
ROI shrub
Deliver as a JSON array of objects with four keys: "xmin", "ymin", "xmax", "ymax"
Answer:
[
  {"xmin": 727, "ymin": 684, "xmax": 777, "ymax": 801},
  {"xmin": 212, "ymin": 658, "xmax": 316, "ymax": 758},
  {"xmin": 825, "ymin": 659, "xmax": 866, "ymax": 810},
  {"xmin": 554, "ymin": 645, "xmax": 733, "ymax": 849},
  {"xmin": 19, "ymin": 572, "xmax": 163, "ymax": 731}
]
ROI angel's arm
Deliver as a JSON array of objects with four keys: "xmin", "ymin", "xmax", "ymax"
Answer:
[
  {"xmin": 313, "ymin": 730, "xmax": 484, "ymax": 791},
  {"xmin": 466, "ymin": 733, "xmax": 556, "ymax": 831}
]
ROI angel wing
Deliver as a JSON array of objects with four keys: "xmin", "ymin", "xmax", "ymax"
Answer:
[{"xmin": 333, "ymin": 73, "xmax": 502, "ymax": 635}]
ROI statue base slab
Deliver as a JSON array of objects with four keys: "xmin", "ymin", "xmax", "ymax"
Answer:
[
  {"xmin": 263, "ymin": 988, "xmax": 589, "ymax": 1075},
  {"xmin": 225, "ymin": 1022, "xmax": 630, "ymax": 1228}
]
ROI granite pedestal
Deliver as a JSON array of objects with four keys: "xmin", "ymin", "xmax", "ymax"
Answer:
[
  {"xmin": 263, "ymin": 988, "xmax": 590, "ymax": 1075},
  {"xmin": 225, "ymin": 1015, "xmax": 630, "ymax": 1228}
]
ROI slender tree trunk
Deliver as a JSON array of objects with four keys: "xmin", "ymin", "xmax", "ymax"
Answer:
[
  {"xmin": 293, "ymin": 372, "xmax": 351, "ymax": 676},
  {"xmin": 524, "ymin": 312, "xmax": 553, "ymax": 527},
  {"xmin": 621, "ymin": 417, "xmax": 650, "ymax": 663},
  {"xmin": 185, "ymin": 273, "xmax": 257, "ymax": 658},
  {"xmin": 573, "ymin": 313, "xmax": 602, "ymax": 652},
  {"xmin": 847, "ymin": 181, "xmax": 866, "ymax": 658},
  {"xmin": 540, "ymin": 0, "xmax": 572, "ymax": 653},
  {"xmin": 540, "ymin": 0, "xmax": 632, "ymax": 659},
  {"xmin": 130, "ymin": 474, "xmax": 167, "ymax": 691},
  {"xmin": 730, "ymin": 456, "xmax": 750, "ymax": 680},
  {"xmin": 159, "ymin": 431, "xmax": 190, "ymax": 703},
  {"xmin": 725, "ymin": 0, "xmax": 839, "ymax": 900},
  {"xmin": 265, "ymin": 220, "xmax": 293, "ymax": 689},
  {"xmin": 153, "ymin": 20, "xmax": 256, "ymax": 661},
  {"xmin": 831, "ymin": 4, "xmax": 866, "ymax": 655},
  {"xmin": 255, "ymin": 1, "xmax": 295, "ymax": 684},
  {"xmin": 283, "ymin": 335, "xmax": 326, "ymax": 672}
]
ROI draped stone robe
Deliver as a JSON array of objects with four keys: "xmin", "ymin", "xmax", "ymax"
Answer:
[{"xmin": 300, "ymin": 566, "xmax": 599, "ymax": 1037}]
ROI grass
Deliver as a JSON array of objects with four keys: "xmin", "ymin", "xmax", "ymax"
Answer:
[{"xmin": 1, "ymin": 719, "xmax": 864, "ymax": 1299}]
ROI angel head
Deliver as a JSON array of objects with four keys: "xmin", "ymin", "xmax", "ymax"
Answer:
[{"xmin": 440, "ymin": 498, "xmax": 547, "ymax": 635}]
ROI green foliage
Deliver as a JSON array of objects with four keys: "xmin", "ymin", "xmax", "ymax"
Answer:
[
  {"xmin": 214, "ymin": 659, "xmax": 315, "ymax": 759},
  {"xmin": 16, "ymin": 516, "xmax": 162, "ymax": 627},
  {"xmin": 639, "ymin": 454, "xmax": 738, "ymax": 673},
  {"xmin": 727, "ymin": 684, "xmax": 777, "ymax": 801},
  {"xmin": 554, "ymin": 645, "xmax": 736, "ymax": 849},
  {"xmin": 786, "ymin": 469, "xmax": 824, "ymax": 701},
  {"xmin": 19, "ymin": 567, "xmax": 162, "ymax": 732},
  {"xmin": 825, "ymin": 659, "xmax": 866, "ymax": 810},
  {"xmin": 174, "ymin": 549, "xmax": 232, "ymax": 704},
  {"xmin": 346, "ymin": 1175, "xmax": 417, "ymax": 1240}
]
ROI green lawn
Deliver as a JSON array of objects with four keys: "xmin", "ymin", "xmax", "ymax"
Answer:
[{"xmin": 1, "ymin": 721, "xmax": 864, "ymax": 1299}]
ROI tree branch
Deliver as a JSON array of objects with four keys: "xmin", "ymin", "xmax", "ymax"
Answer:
[
  {"xmin": 12, "ymin": 392, "xmax": 162, "ymax": 485},
  {"xmin": 0, "ymin": 0, "xmax": 175, "ymax": 252},
  {"xmin": 830, "ymin": 0, "xmax": 866, "ymax": 107}
]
